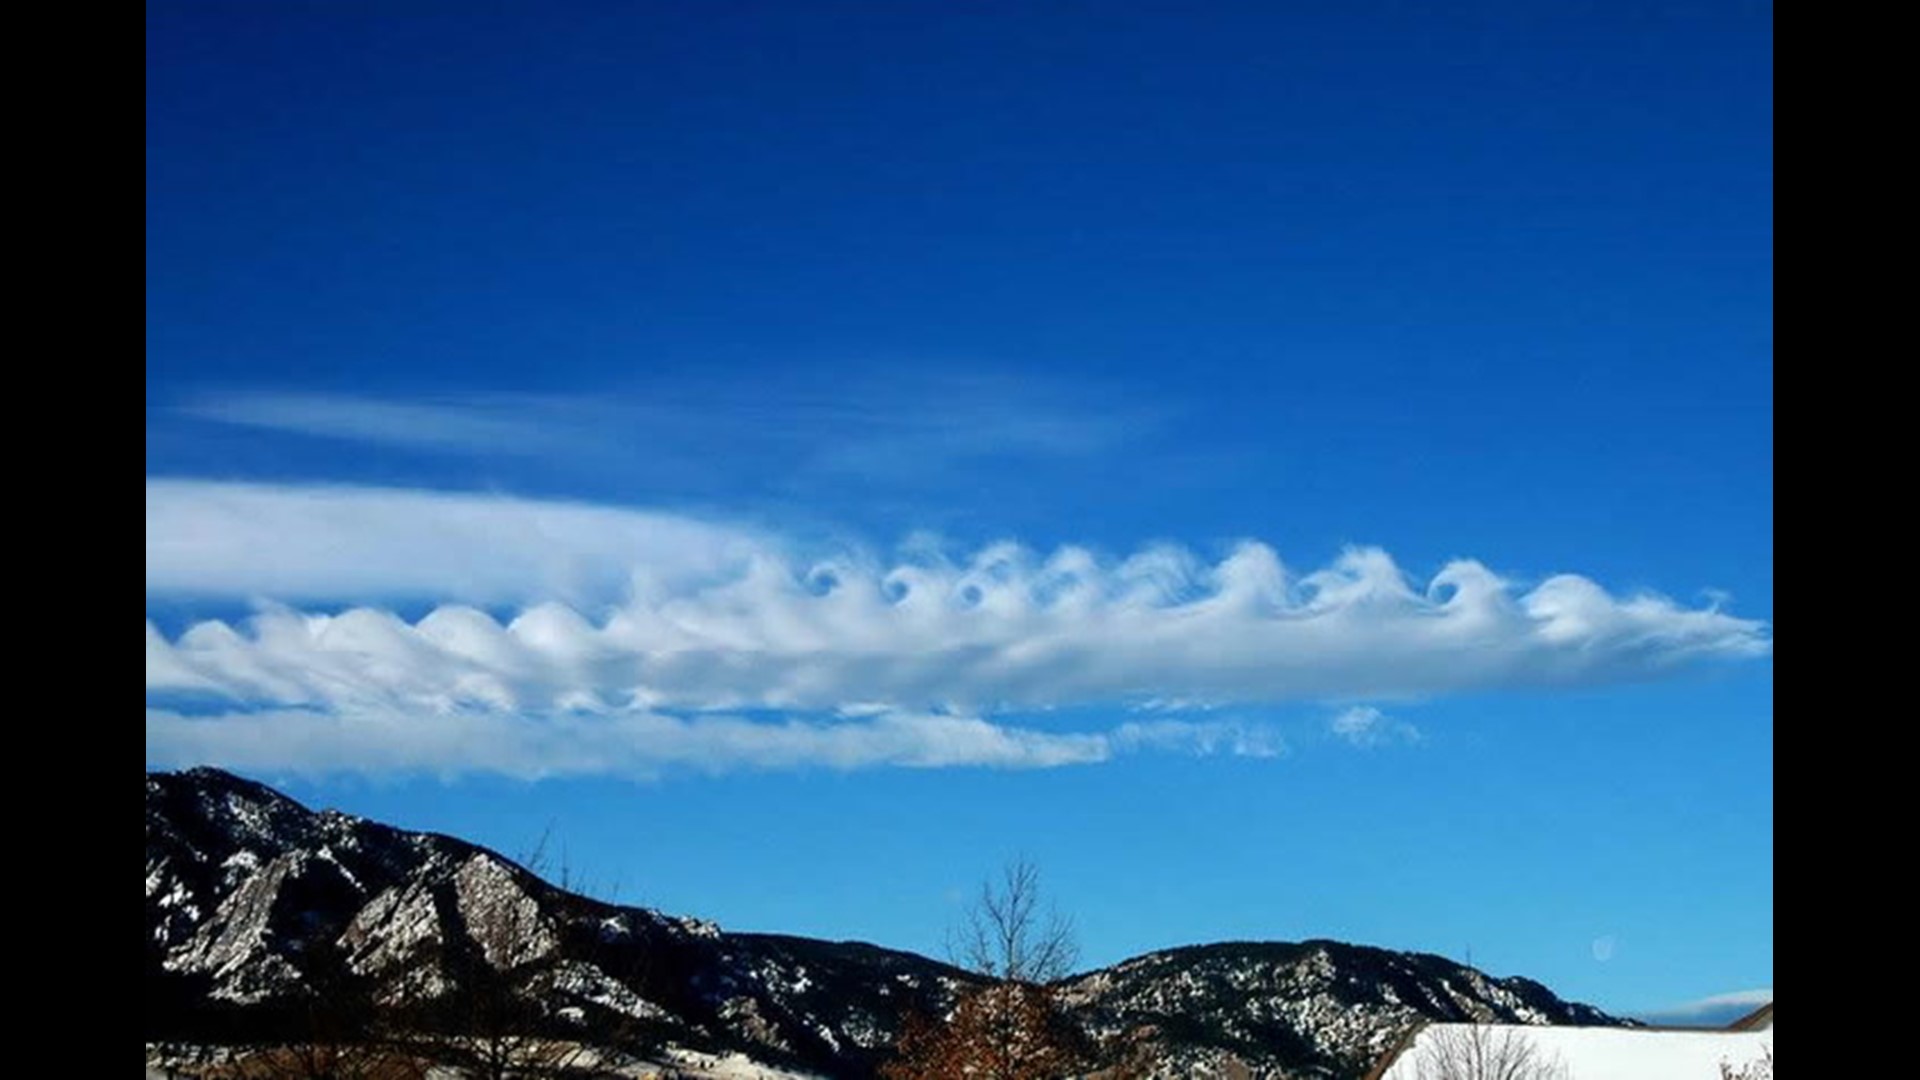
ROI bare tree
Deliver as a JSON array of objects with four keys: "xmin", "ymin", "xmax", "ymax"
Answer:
[
  {"xmin": 950, "ymin": 857, "xmax": 1079, "ymax": 985},
  {"xmin": 884, "ymin": 858, "xmax": 1092, "ymax": 1080},
  {"xmin": 1409, "ymin": 1024, "xmax": 1570, "ymax": 1080},
  {"xmin": 214, "ymin": 1041, "xmax": 431, "ymax": 1080},
  {"xmin": 883, "ymin": 980, "xmax": 1088, "ymax": 1080},
  {"xmin": 948, "ymin": 849, "xmax": 1082, "ymax": 983},
  {"xmin": 1720, "ymin": 1045, "xmax": 1773, "ymax": 1080}
]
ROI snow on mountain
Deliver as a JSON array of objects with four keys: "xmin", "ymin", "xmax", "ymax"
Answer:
[{"xmin": 146, "ymin": 767, "xmax": 1626, "ymax": 1078}]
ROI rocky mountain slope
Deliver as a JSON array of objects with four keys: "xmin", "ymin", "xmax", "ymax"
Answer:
[{"xmin": 146, "ymin": 767, "xmax": 1622, "ymax": 1078}]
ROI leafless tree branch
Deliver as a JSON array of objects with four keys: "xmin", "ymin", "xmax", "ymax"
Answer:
[
  {"xmin": 1410, "ymin": 1024, "xmax": 1570, "ymax": 1080},
  {"xmin": 948, "ymin": 856, "xmax": 1079, "ymax": 985}
]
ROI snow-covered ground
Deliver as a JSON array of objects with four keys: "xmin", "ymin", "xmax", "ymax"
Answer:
[
  {"xmin": 651, "ymin": 1046, "xmax": 827, "ymax": 1078},
  {"xmin": 1376, "ymin": 1022, "xmax": 1774, "ymax": 1080}
]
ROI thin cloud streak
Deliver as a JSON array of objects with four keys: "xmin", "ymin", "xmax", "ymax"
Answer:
[
  {"xmin": 177, "ymin": 392, "xmax": 567, "ymax": 455},
  {"xmin": 143, "ymin": 707, "xmax": 1273, "ymax": 779},
  {"xmin": 173, "ymin": 374, "xmax": 1153, "ymax": 489}
]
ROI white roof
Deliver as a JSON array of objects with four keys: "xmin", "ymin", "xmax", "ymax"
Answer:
[{"xmin": 1376, "ymin": 1023, "xmax": 1774, "ymax": 1080}]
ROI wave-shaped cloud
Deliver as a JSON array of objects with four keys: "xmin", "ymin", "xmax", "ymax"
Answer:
[{"xmin": 146, "ymin": 480, "xmax": 1768, "ymax": 776}]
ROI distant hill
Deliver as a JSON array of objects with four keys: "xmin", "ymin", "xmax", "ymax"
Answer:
[{"xmin": 146, "ymin": 767, "xmax": 1624, "ymax": 1078}]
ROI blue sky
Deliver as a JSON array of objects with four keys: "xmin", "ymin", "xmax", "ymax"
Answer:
[{"xmin": 147, "ymin": 1, "xmax": 1771, "ymax": 1021}]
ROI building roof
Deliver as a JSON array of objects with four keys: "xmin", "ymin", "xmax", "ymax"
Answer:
[{"xmin": 1368, "ymin": 1022, "xmax": 1774, "ymax": 1080}]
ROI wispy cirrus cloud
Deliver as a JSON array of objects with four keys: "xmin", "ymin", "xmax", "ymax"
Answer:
[
  {"xmin": 146, "ymin": 480, "xmax": 1768, "ymax": 777},
  {"xmin": 172, "ymin": 370, "xmax": 1152, "ymax": 489},
  {"xmin": 176, "ymin": 392, "xmax": 570, "ymax": 456}
]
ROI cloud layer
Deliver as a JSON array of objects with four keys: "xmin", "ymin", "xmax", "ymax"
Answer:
[
  {"xmin": 145, "ymin": 707, "xmax": 1286, "ymax": 779},
  {"xmin": 171, "ymin": 373, "xmax": 1149, "ymax": 495},
  {"xmin": 147, "ymin": 481, "xmax": 1768, "ymax": 777},
  {"xmin": 1636, "ymin": 988, "xmax": 1773, "ymax": 1026},
  {"xmin": 147, "ymin": 479, "xmax": 763, "ymax": 606}
]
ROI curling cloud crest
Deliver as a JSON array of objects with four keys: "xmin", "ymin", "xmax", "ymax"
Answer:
[{"xmin": 145, "ymin": 481, "xmax": 1768, "ymax": 776}]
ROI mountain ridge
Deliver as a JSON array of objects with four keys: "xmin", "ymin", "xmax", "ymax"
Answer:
[{"xmin": 146, "ymin": 766, "xmax": 1624, "ymax": 1079}]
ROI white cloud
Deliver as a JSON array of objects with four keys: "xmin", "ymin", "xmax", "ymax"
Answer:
[
  {"xmin": 1114, "ymin": 719, "xmax": 1287, "ymax": 759},
  {"xmin": 172, "ymin": 374, "xmax": 1148, "ymax": 485},
  {"xmin": 1639, "ymin": 988, "xmax": 1773, "ymax": 1025},
  {"xmin": 1329, "ymin": 706, "xmax": 1421, "ymax": 748},
  {"xmin": 143, "ymin": 707, "xmax": 1276, "ymax": 779},
  {"xmin": 1685, "ymin": 989, "xmax": 1773, "ymax": 1009},
  {"xmin": 148, "ymin": 484, "xmax": 1768, "ymax": 714},
  {"xmin": 146, "ymin": 480, "xmax": 1769, "ymax": 776},
  {"xmin": 177, "ymin": 393, "xmax": 567, "ymax": 455},
  {"xmin": 146, "ymin": 479, "xmax": 765, "ymax": 606}
]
